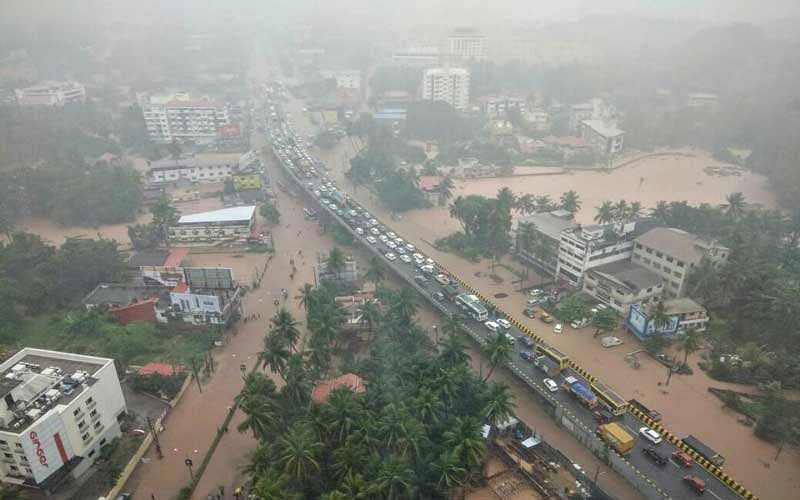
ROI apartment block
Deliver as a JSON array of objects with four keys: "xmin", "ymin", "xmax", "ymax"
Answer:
[
  {"xmin": 421, "ymin": 67, "xmax": 470, "ymax": 111},
  {"xmin": 0, "ymin": 349, "xmax": 126, "ymax": 491},
  {"xmin": 14, "ymin": 81, "xmax": 86, "ymax": 106},
  {"xmin": 582, "ymin": 261, "xmax": 664, "ymax": 315},
  {"xmin": 140, "ymin": 93, "xmax": 230, "ymax": 144},
  {"xmin": 448, "ymin": 31, "xmax": 488, "ymax": 61},
  {"xmin": 633, "ymin": 227, "xmax": 729, "ymax": 298}
]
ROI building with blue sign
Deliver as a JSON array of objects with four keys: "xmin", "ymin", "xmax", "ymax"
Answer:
[{"xmin": 625, "ymin": 298, "xmax": 709, "ymax": 340}]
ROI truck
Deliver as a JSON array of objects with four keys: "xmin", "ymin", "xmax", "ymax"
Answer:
[
  {"xmin": 533, "ymin": 355, "xmax": 561, "ymax": 377},
  {"xmin": 597, "ymin": 423, "xmax": 635, "ymax": 455},
  {"xmin": 629, "ymin": 399, "xmax": 662, "ymax": 422},
  {"xmin": 682, "ymin": 435, "xmax": 725, "ymax": 467},
  {"xmin": 562, "ymin": 376, "xmax": 598, "ymax": 409}
]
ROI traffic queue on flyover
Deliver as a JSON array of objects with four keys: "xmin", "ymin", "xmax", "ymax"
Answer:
[{"xmin": 262, "ymin": 92, "xmax": 757, "ymax": 500}]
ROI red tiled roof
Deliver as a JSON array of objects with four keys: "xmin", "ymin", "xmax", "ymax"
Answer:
[
  {"xmin": 312, "ymin": 373, "xmax": 366, "ymax": 403},
  {"xmin": 173, "ymin": 281, "xmax": 189, "ymax": 293},
  {"xmin": 417, "ymin": 175, "xmax": 441, "ymax": 192},
  {"xmin": 164, "ymin": 248, "xmax": 189, "ymax": 268},
  {"xmin": 138, "ymin": 362, "xmax": 185, "ymax": 377}
]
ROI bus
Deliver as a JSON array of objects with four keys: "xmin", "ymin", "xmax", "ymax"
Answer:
[
  {"xmin": 591, "ymin": 380, "xmax": 629, "ymax": 416},
  {"xmin": 539, "ymin": 344, "xmax": 569, "ymax": 370},
  {"xmin": 455, "ymin": 294, "xmax": 489, "ymax": 321}
]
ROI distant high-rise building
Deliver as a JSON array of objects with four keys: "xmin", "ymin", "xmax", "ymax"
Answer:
[
  {"xmin": 448, "ymin": 30, "xmax": 488, "ymax": 62},
  {"xmin": 140, "ymin": 93, "xmax": 230, "ymax": 144},
  {"xmin": 391, "ymin": 46, "xmax": 440, "ymax": 67},
  {"xmin": 421, "ymin": 67, "xmax": 470, "ymax": 111},
  {"xmin": 14, "ymin": 81, "xmax": 86, "ymax": 106}
]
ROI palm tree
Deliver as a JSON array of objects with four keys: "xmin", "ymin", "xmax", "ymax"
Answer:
[
  {"xmin": 271, "ymin": 308, "xmax": 300, "ymax": 352},
  {"xmin": 392, "ymin": 288, "xmax": 418, "ymax": 323},
  {"xmin": 369, "ymin": 455, "xmax": 416, "ymax": 500},
  {"xmin": 236, "ymin": 372, "xmax": 277, "ymax": 405},
  {"xmin": 482, "ymin": 333, "xmax": 513, "ymax": 382},
  {"xmin": 496, "ymin": 187, "xmax": 516, "ymax": 213},
  {"xmin": 439, "ymin": 329, "xmax": 471, "ymax": 368},
  {"xmin": 613, "ymin": 199, "xmax": 629, "ymax": 222},
  {"xmin": 237, "ymin": 394, "xmax": 281, "ymax": 440},
  {"xmin": 515, "ymin": 193, "xmax": 537, "ymax": 215},
  {"xmin": 357, "ymin": 300, "xmax": 382, "ymax": 335},
  {"xmin": 434, "ymin": 449, "xmax": 467, "ymax": 492},
  {"xmin": 150, "ymin": 196, "xmax": 179, "ymax": 245},
  {"xmin": 649, "ymin": 301, "xmax": 671, "ymax": 334},
  {"xmin": 364, "ymin": 256, "xmax": 386, "ymax": 288},
  {"xmin": 650, "ymin": 200, "xmax": 670, "ymax": 223},
  {"xmin": 559, "ymin": 190, "xmax": 581, "ymax": 217},
  {"xmin": 331, "ymin": 439, "xmax": 368, "ymax": 479},
  {"xmin": 297, "ymin": 283, "xmax": 314, "ymax": 311},
  {"xmin": 594, "ymin": 201, "xmax": 615, "ymax": 224},
  {"xmin": 282, "ymin": 354, "xmax": 312, "ymax": 407},
  {"xmin": 724, "ymin": 192, "xmax": 746, "ymax": 220},
  {"xmin": 687, "ymin": 257, "xmax": 721, "ymax": 306},
  {"xmin": 337, "ymin": 471, "xmax": 369, "ymax": 499},
  {"xmin": 251, "ymin": 474, "xmax": 288, "ymax": 500},
  {"xmin": 535, "ymin": 195, "xmax": 555, "ymax": 212},
  {"xmin": 326, "ymin": 247, "xmax": 347, "ymax": 281},
  {"xmin": 679, "ymin": 327, "xmax": 702, "ymax": 367},
  {"xmin": 277, "ymin": 424, "xmax": 322, "ymax": 482},
  {"xmin": 438, "ymin": 176, "xmax": 455, "ymax": 206},
  {"xmin": 259, "ymin": 331, "xmax": 290, "ymax": 379},
  {"xmin": 414, "ymin": 388, "xmax": 444, "ymax": 425},
  {"xmin": 443, "ymin": 416, "xmax": 486, "ymax": 471},
  {"xmin": 628, "ymin": 201, "xmax": 643, "ymax": 219},
  {"xmin": 482, "ymin": 382, "xmax": 516, "ymax": 425}
]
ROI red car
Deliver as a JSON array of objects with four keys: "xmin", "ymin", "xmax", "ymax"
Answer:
[
  {"xmin": 684, "ymin": 475, "xmax": 706, "ymax": 494},
  {"xmin": 672, "ymin": 451, "xmax": 694, "ymax": 467}
]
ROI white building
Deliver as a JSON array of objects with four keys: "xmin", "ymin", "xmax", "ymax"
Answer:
[
  {"xmin": 478, "ymin": 95, "xmax": 527, "ymax": 117},
  {"xmin": 581, "ymin": 120, "xmax": 625, "ymax": 155},
  {"xmin": 556, "ymin": 223, "xmax": 646, "ymax": 286},
  {"xmin": 391, "ymin": 46, "xmax": 440, "ymax": 67},
  {"xmin": 168, "ymin": 206, "xmax": 256, "ymax": 244},
  {"xmin": 321, "ymin": 70, "xmax": 361, "ymax": 90},
  {"xmin": 0, "ymin": 349, "xmax": 126, "ymax": 491},
  {"xmin": 582, "ymin": 261, "xmax": 664, "ymax": 315},
  {"xmin": 14, "ymin": 81, "xmax": 86, "ymax": 106},
  {"xmin": 448, "ymin": 31, "xmax": 489, "ymax": 61},
  {"xmin": 140, "ymin": 93, "xmax": 230, "ymax": 144},
  {"xmin": 147, "ymin": 153, "xmax": 241, "ymax": 184},
  {"xmin": 169, "ymin": 281, "xmax": 242, "ymax": 326},
  {"xmin": 569, "ymin": 98, "xmax": 616, "ymax": 131},
  {"xmin": 421, "ymin": 67, "xmax": 470, "ymax": 111},
  {"xmin": 525, "ymin": 109, "xmax": 550, "ymax": 131}
]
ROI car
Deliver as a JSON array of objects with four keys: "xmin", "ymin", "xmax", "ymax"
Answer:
[
  {"xmin": 348, "ymin": 209, "xmax": 358, "ymax": 217},
  {"xmin": 414, "ymin": 274, "xmax": 428, "ymax": 285},
  {"xmin": 355, "ymin": 227, "xmax": 365, "ymax": 235},
  {"xmin": 529, "ymin": 288, "xmax": 544, "ymax": 296},
  {"xmin": 518, "ymin": 336, "xmax": 535, "ymax": 348},
  {"xmin": 368, "ymin": 218, "xmax": 378, "ymax": 227},
  {"xmin": 523, "ymin": 308, "xmax": 536, "ymax": 319},
  {"xmin": 412, "ymin": 253, "xmax": 424, "ymax": 261},
  {"xmin": 433, "ymin": 292, "xmax": 445, "ymax": 301},
  {"xmin": 313, "ymin": 190, "xmax": 321, "ymax": 197},
  {"xmin": 526, "ymin": 298, "xmax": 541, "ymax": 307},
  {"xmin": 553, "ymin": 323, "xmax": 563, "ymax": 334},
  {"xmin": 683, "ymin": 475, "xmax": 706, "ymax": 494},
  {"xmin": 366, "ymin": 236, "xmax": 377, "ymax": 244},
  {"xmin": 405, "ymin": 243, "xmax": 416, "ymax": 252},
  {"xmin": 400, "ymin": 254, "xmax": 412, "ymax": 263},
  {"xmin": 387, "ymin": 231, "xmax": 397, "ymax": 239},
  {"xmin": 543, "ymin": 379, "xmax": 559, "ymax": 392},
  {"xmin": 642, "ymin": 447, "xmax": 668, "ymax": 466},
  {"xmin": 484, "ymin": 321, "xmax": 500, "ymax": 332},
  {"xmin": 425, "ymin": 257, "xmax": 435, "ymax": 265},
  {"xmin": 419, "ymin": 264, "xmax": 435, "ymax": 274},
  {"xmin": 396, "ymin": 247, "xmax": 407, "ymax": 255},
  {"xmin": 328, "ymin": 202, "xmax": 337, "ymax": 210},
  {"xmin": 540, "ymin": 313, "xmax": 554, "ymax": 324},
  {"xmin": 519, "ymin": 351, "xmax": 535, "ymax": 362},
  {"xmin": 672, "ymin": 451, "xmax": 694, "ymax": 467},
  {"xmin": 394, "ymin": 237, "xmax": 404, "ymax": 245},
  {"xmin": 496, "ymin": 318, "xmax": 512, "ymax": 329},
  {"xmin": 319, "ymin": 185, "xmax": 329, "ymax": 192},
  {"xmin": 601, "ymin": 336, "xmax": 623, "ymax": 348},
  {"xmin": 639, "ymin": 427, "xmax": 663, "ymax": 444},
  {"xmin": 379, "ymin": 234, "xmax": 389, "ymax": 243},
  {"xmin": 370, "ymin": 227, "xmax": 380, "ymax": 235},
  {"xmin": 385, "ymin": 252, "xmax": 396, "ymax": 261},
  {"xmin": 386, "ymin": 241, "xmax": 397, "ymax": 250}
]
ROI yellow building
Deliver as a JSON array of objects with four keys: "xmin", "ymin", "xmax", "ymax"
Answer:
[{"xmin": 233, "ymin": 173, "xmax": 262, "ymax": 190}]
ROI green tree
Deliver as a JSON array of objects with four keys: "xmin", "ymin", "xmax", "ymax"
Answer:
[
  {"xmin": 271, "ymin": 308, "xmax": 300, "ymax": 353},
  {"xmin": 438, "ymin": 176, "xmax": 455, "ymax": 206},
  {"xmin": 649, "ymin": 301, "xmax": 671, "ymax": 334},
  {"xmin": 364, "ymin": 256, "xmax": 386, "ymax": 288},
  {"xmin": 260, "ymin": 331, "xmax": 290, "ymax": 379},
  {"xmin": 150, "ymin": 196, "xmax": 179, "ymax": 245},
  {"xmin": 679, "ymin": 327, "xmax": 702, "ymax": 367},
  {"xmin": 591, "ymin": 308, "xmax": 618, "ymax": 338},
  {"xmin": 482, "ymin": 333, "xmax": 513, "ymax": 382},
  {"xmin": 260, "ymin": 203, "xmax": 281, "ymax": 224},
  {"xmin": 277, "ymin": 424, "xmax": 322, "ymax": 482},
  {"xmin": 595, "ymin": 201, "xmax": 615, "ymax": 224},
  {"xmin": 724, "ymin": 192, "xmax": 747, "ymax": 220},
  {"xmin": 369, "ymin": 455, "xmax": 415, "ymax": 500},
  {"xmin": 482, "ymin": 382, "xmax": 516, "ymax": 425},
  {"xmin": 326, "ymin": 247, "xmax": 347, "ymax": 281},
  {"xmin": 559, "ymin": 190, "xmax": 581, "ymax": 217}
]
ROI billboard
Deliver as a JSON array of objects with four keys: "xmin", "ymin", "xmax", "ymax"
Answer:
[
  {"xmin": 21, "ymin": 412, "xmax": 76, "ymax": 484},
  {"xmin": 184, "ymin": 267, "xmax": 234, "ymax": 290}
]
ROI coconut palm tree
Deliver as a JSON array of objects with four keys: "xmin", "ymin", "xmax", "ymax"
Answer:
[
  {"xmin": 650, "ymin": 200, "xmax": 670, "ymax": 223},
  {"xmin": 628, "ymin": 201, "xmax": 643, "ymax": 219},
  {"xmin": 687, "ymin": 257, "xmax": 721, "ymax": 306},
  {"xmin": 297, "ymin": 283, "xmax": 314, "ymax": 311},
  {"xmin": 438, "ymin": 176, "xmax": 455, "ymax": 206},
  {"xmin": 271, "ymin": 308, "xmax": 300, "ymax": 352},
  {"xmin": 559, "ymin": 190, "xmax": 581, "ymax": 217},
  {"xmin": 649, "ymin": 301, "xmax": 671, "ymax": 334},
  {"xmin": 613, "ymin": 199, "xmax": 629, "ymax": 222},
  {"xmin": 337, "ymin": 471, "xmax": 370, "ymax": 499},
  {"xmin": 326, "ymin": 247, "xmax": 347, "ymax": 281},
  {"xmin": 392, "ymin": 287, "xmax": 418, "ymax": 324},
  {"xmin": 515, "ymin": 193, "xmax": 537, "ymax": 215},
  {"xmin": 357, "ymin": 300, "xmax": 382, "ymax": 335},
  {"xmin": 679, "ymin": 327, "xmax": 702, "ymax": 367},
  {"xmin": 482, "ymin": 333, "xmax": 513, "ymax": 382},
  {"xmin": 237, "ymin": 394, "xmax": 281, "ymax": 440},
  {"xmin": 724, "ymin": 192, "xmax": 746, "ymax": 220},
  {"xmin": 364, "ymin": 256, "xmax": 386, "ymax": 288},
  {"xmin": 259, "ymin": 331, "xmax": 290, "ymax": 379},
  {"xmin": 594, "ymin": 201, "xmax": 615, "ymax": 225},
  {"xmin": 439, "ymin": 329, "xmax": 471, "ymax": 368},
  {"xmin": 369, "ymin": 455, "xmax": 416, "ymax": 500},
  {"xmin": 443, "ymin": 416, "xmax": 486, "ymax": 471},
  {"xmin": 277, "ymin": 424, "xmax": 323, "ymax": 482},
  {"xmin": 482, "ymin": 382, "xmax": 516, "ymax": 425},
  {"xmin": 251, "ymin": 474, "xmax": 289, "ymax": 500},
  {"xmin": 496, "ymin": 187, "xmax": 516, "ymax": 213},
  {"xmin": 535, "ymin": 195, "xmax": 556, "ymax": 212},
  {"xmin": 414, "ymin": 388, "xmax": 444, "ymax": 425},
  {"xmin": 434, "ymin": 449, "xmax": 467, "ymax": 492},
  {"xmin": 283, "ymin": 354, "xmax": 312, "ymax": 407}
]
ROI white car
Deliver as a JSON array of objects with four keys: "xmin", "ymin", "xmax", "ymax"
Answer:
[
  {"xmin": 370, "ymin": 227, "xmax": 380, "ymax": 235},
  {"xmin": 412, "ymin": 253, "xmax": 424, "ymax": 261},
  {"xmin": 385, "ymin": 252, "xmax": 397, "ymax": 261},
  {"xmin": 425, "ymin": 257, "xmax": 435, "ymax": 265},
  {"xmin": 553, "ymin": 323, "xmax": 563, "ymax": 334},
  {"xmin": 396, "ymin": 247, "xmax": 407, "ymax": 255},
  {"xmin": 484, "ymin": 321, "xmax": 500, "ymax": 333},
  {"xmin": 601, "ymin": 336, "xmax": 623, "ymax": 348},
  {"xmin": 313, "ymin": 190, "xmax": 321, "ymax": 197},
  {"xmin": 328, "ymin": 202, "xmax": 337, "ymax": 210},
  {"xmin": 379, "ymin": 234, "xmax": 389, "ymax": 243},
  {"xmin": 496, "ymin": 318, "xmax": 512, "ymax": 329},
  {"xmin": 355, "ymin": 227, "xmax": 365, "ymax": 235},
  {"xmin": 543, "ymin": 378, "xmax": 559, "ymax": 393},
  {"xmin": 387, "ymin": 231, "xmax": 397, "ymax": 239},
  {"xmin": 366, "ymin": 236, "xmax": 377, "ymax": 245},
  {"xmin": 405, "ymin": 243, "xmax": 416, "ymax": 252},
  {"xmin": 386, "ymin": 241, "xmax": 397, "ymax": 250},
  {"xmin": 400, "ymin": 254, "xmax": 412, "ymax": 263},
  {"xmin": 394, "ymin": 237, "xmax": 404, "ymax": 246},
  {"xmin": 348, "ymin": 209, "xmax": 358, "ymax": 217},
  {"xmin": 368, "ymin": 218, "xmax": 378, "ymax": 227},
  {"xmin": 639, "ymin": 427, "xmax": 663, "ymax": 445}
]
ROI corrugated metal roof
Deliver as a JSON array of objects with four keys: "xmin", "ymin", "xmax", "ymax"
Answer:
[{"xmin": 177, "ymin": 206, "xmax": 255, "ymax": 224}]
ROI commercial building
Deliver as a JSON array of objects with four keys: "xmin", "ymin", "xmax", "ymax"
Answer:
[
  {"xmin": 582, "ymin": 261, "xmax": 664, "ymax": 315},
  {"xmin": 391, "ymin": 46, "xmax": 440, "ymax": 67},
  {"xmin": 581, "ymin": 120, "xmax": 625, "ymax": 155},
  {"xmin": 421, "ymin": 67, "xmax": 470, "ymax": 111},
  {"xmin": 478, "ymin": 94, "xmax": 527, "ymax": 117},
  {"xmin": 626, "ymin": 298, "xmax": 709, "ymax": 340},
  {"xmin": 168, "ymin": 206, "xmax": 256, "ymax": 245},
  {"xmin": 515, "ymin": 210, "xmax": 578, "ymax": 276},
  {"xmin": 633, "ymin": 227, "xmax": 728, "ymax": 298},
  {"xmin": 146, "ymin": 153, "xmax": 242, "ymax": 184},
  {"xmin": 14, "ymin": 81, "xmax": 86, "ymax": 106},
  {"xmin": 0, "ymin": 349, "xmax": 126, "ymax": 491},
  {"xmin": 556, "ymin": 221, "xmax": 654, "ymax": 286},
  {"xmin": 169, "ymin": 281, "xmax": 242, "ymax": 326},
  {"xmin": 448, "ymin": 30, "xmax": 489, "ymax": 61},
  {"xmin": 140, "ymin": 93, "xmax": 230, "ymax": 144}
]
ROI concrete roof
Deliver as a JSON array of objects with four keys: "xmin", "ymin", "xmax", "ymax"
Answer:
[
  {"xmin": 590, "ymin": 261, "xmax": 663, "ymax": 293},
  {"xmin": 518, "ymin": 211, "xmax": 578, "ymax": 241},
  {"xmin": 664, "ymin": 297, "xmax": 705, "ymax": 315},
  {"xmin": 82, "ymin": 283, "xmax": 169, "ymax": 307},
  {"xmin": 177, "ymin": 206, "xmax": 255, "ymax": 225},
  {"xmin": 128, "ymin": 250, "xmax": 170, "ymax": 267},
  {"xmin": 149, "ymin": 153, "xmax": 241, "ymax": 171},
  {"xmin": 582, "ymin": 119, "xmax": 624, "ymax": 137},
  {"xmin": 635, "ymin": 227, "xmax": 726, "ymax": 264}
]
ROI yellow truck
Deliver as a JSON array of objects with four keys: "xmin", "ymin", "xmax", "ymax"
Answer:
[{"xmin": 597, "ymin": 423, "xmax": 635, "ymax": 455}]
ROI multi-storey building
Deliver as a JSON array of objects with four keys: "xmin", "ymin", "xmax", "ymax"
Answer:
[
  {"xmin": 478, "ymin": 94, "xmax": 527, "ymax": 117},
  {"xmin": 146, "ymin": 153, "xmax": 242, "ymax": 184},
  {"xmin": 141, "ymin": 93, "xmax": 230, "ymax": 144},
  {"xmin": 515, "ymin": 210, "xmax": 578, "ymax": 276},
  {"xmin": 391, "ymin": 46, "xmax": 440, "ymax": 67},
  {"xmin": 626, "ymin": 298, "xmax": 709, "ymax": 340},
  {"xmin": 321, "ymin": 70, "xmax": 361, "ymax": 90},
  {"xmin": 14, "ymin": 81, "xmax": 86, "ymax": 106},
  {"xmin": 421, "ymin": 67, "xmax": 470, "ymax": 111},
  {"xmin": 168, "ymin": 206, "xmax": 256, "ymax": 245},
  {"xmin": 633, "ymin": 227, "xmax": 729, "ymax": 298},
  {"xmin": 581, "ymin": 120, "xmax": 625, "ymax": 155},
  {"xmin": 447, "ymin": 30, "xmax": 489, "ymax": 61},
  {"xmin": 582, "ymin": 261, "xmax": 664, "ymax": 315},
  {"xmin": 0, "ymin": 349, "xmax": 126, "ymax": 491}
]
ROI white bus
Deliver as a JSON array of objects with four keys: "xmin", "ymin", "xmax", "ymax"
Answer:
[{"xmin": 456, "ymin": 293, "xmax": 489, "ymax": 321}]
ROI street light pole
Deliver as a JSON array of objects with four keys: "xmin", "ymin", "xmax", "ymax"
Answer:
[
  {"xmin": 665, "ymin": 364, "xmax": 674, "ymax": 386},
  {"xmin": 185, "ymin": 457, "xmax": 195, "ymax": 483}
]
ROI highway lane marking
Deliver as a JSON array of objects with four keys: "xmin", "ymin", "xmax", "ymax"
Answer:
[{"xmin": 708, "ymin": 489, "xmax": 722, "ymax": 500}]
